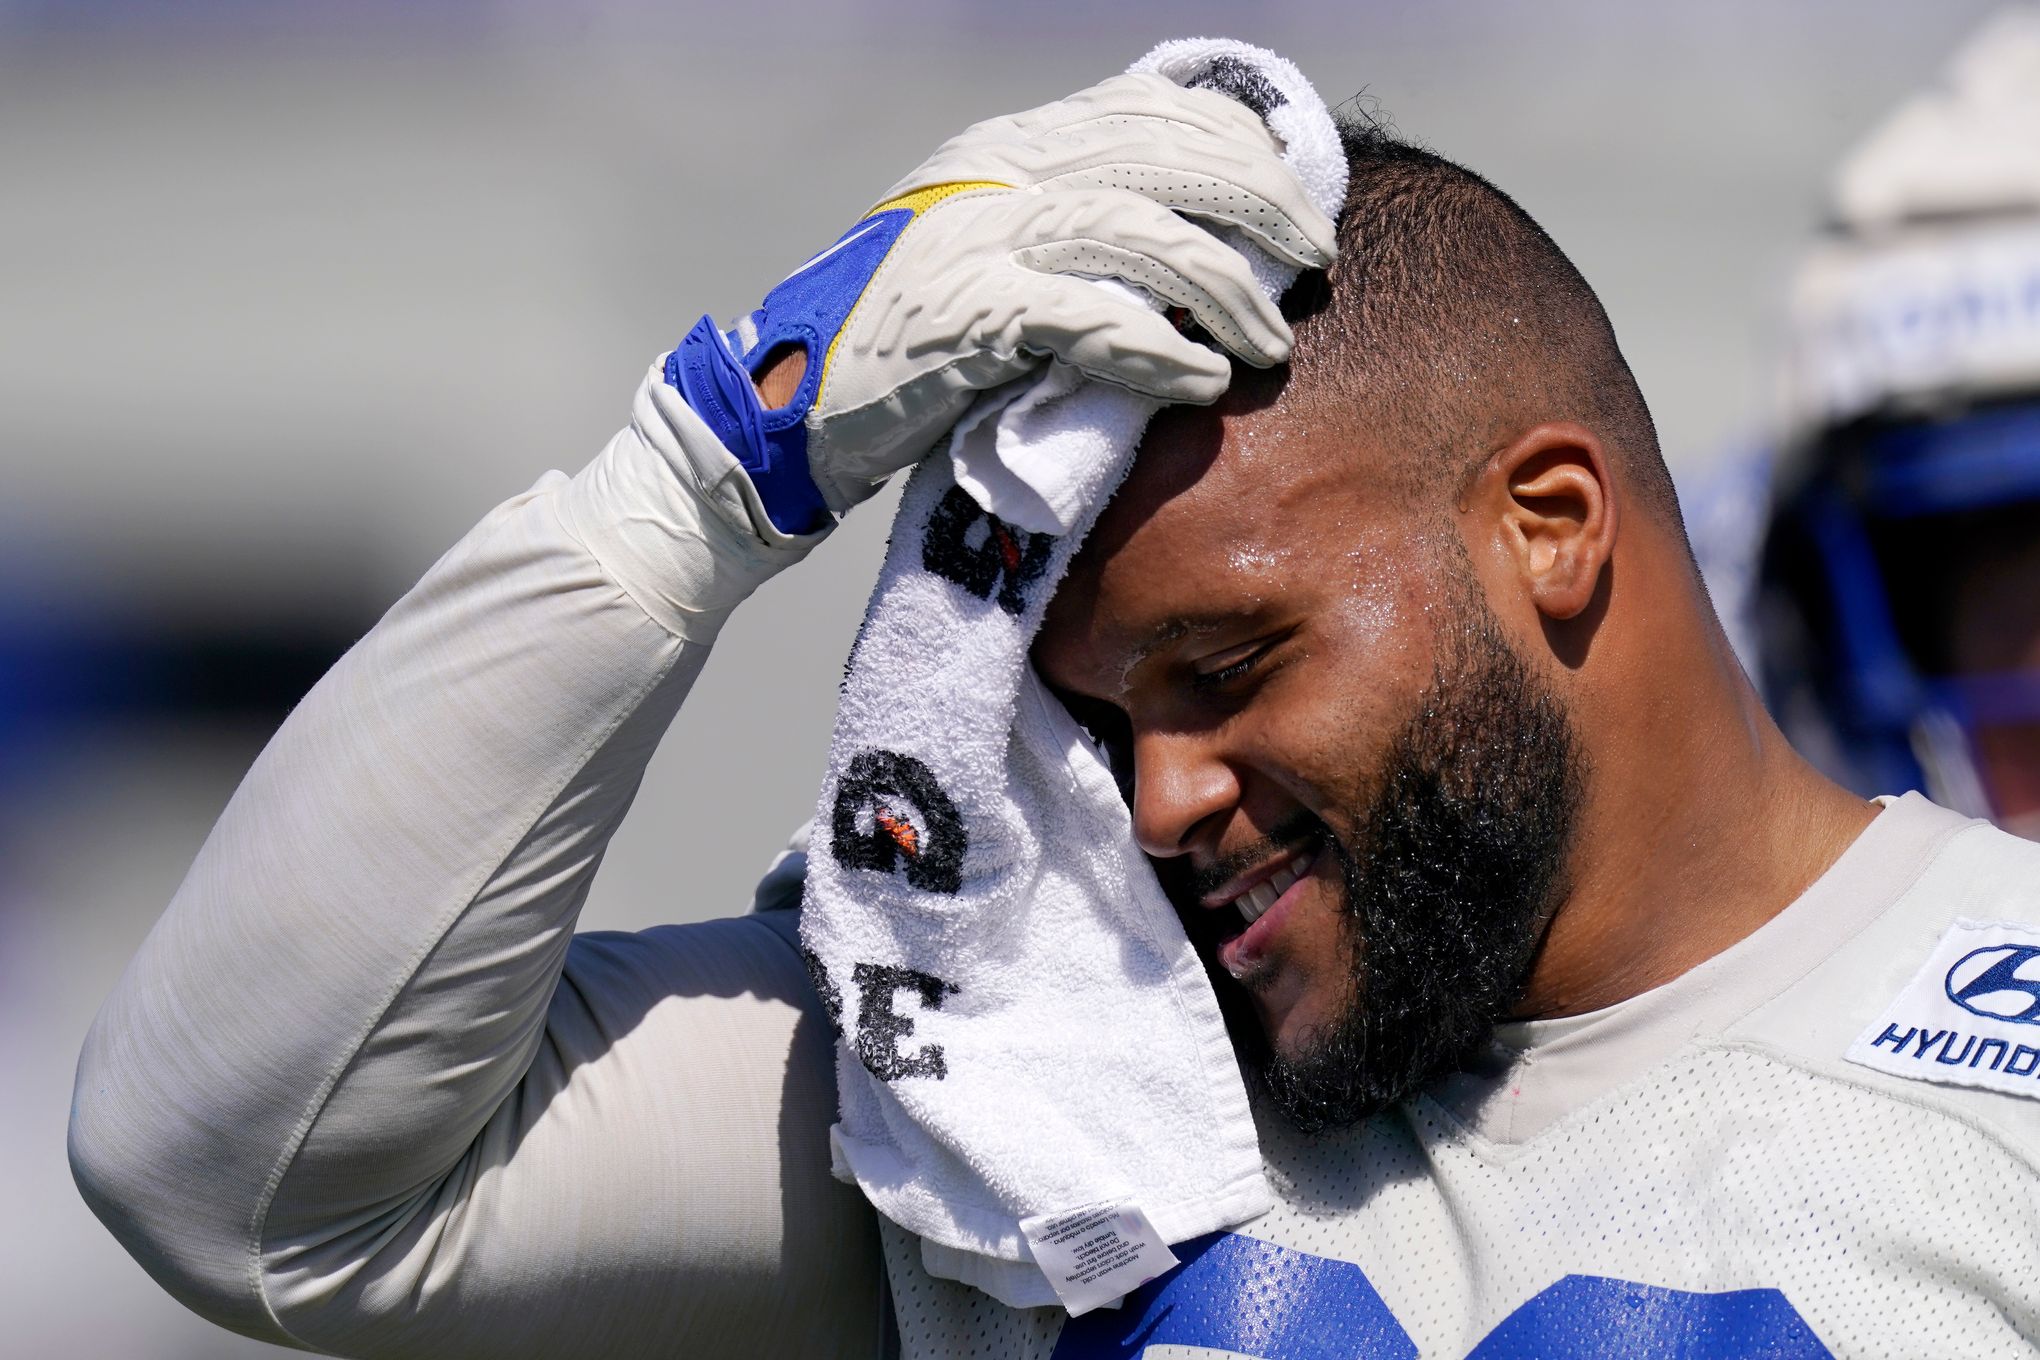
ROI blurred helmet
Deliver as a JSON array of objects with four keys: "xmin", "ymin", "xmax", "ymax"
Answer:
[{"xmin": 1759, "ymin": 6, "xmax": 2040, "ymax": 836}]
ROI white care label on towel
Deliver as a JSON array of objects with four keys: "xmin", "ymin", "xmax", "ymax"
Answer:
[{"xmin": 1020, "ymin": 1202, "xmax": 1179, "ymax": 1315}]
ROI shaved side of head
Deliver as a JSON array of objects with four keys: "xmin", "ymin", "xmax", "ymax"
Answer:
[{"xmin": 1274, "ymin": 115, "xmax": 1682, "ymax": 526}]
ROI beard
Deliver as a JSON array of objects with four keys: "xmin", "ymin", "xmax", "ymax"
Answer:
[{"xmin": 1179, "ymin": 593, "xmax": 1584, "ymax": 1135}]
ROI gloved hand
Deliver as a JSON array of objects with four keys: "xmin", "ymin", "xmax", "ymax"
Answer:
[{"xmin": 666, "ymin": 71, "xmax": 1337, "ymax": 536}]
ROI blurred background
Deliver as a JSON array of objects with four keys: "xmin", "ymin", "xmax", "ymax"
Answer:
[{"xmin": 4, "ymin": 1, "xmax": 2035, "ymax": 1353}]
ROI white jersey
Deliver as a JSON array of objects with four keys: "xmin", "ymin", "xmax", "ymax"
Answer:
[
  {"xmin": 70, "ymin": 369, "xmax": 2040, "ymax": 1358},
  {"xmin": 883, "ymin": 792, "xmax": 2040, "ymax": 1359}
]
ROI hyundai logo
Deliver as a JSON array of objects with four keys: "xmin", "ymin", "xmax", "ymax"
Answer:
[{"xmin": 1945, "ymin": 944, "xmax": 2040, "ymax": 1026}]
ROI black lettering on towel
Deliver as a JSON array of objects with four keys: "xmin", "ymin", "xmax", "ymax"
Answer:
[
  {"xmin": 922, "ymin": 485, "xmax": 1054, "ymax": 616},
  {"xmin": 1186, "ymin": 55, "xmax": 1287, "ymax": 119},
  {"xmin": 830, "ymin": 749, "xmax": 967, "ymax": 893},
  {"xmin": 854, "ymin": 962, "xmax": 959, "ymax": 1080}
]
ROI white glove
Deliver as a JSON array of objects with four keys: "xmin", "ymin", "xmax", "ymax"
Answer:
[{"xmin": 666, "ymin": 71, "xmax": 1337, "ymax": 534}]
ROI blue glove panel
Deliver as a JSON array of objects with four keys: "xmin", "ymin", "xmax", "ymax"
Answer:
[
  {"xmin": 668, "ymin": 315, "xmax": 829, "ymax": 535},
  {"xmin": 666, "ymin": 206, "xmax": 916, "ymax": 535}
]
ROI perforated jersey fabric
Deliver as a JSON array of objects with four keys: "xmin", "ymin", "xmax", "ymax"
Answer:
[{"xmin": 877, "ymin": 795, "xmax": 2040, "ymax": 1358}]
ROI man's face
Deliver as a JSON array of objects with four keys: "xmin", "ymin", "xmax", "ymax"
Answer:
[{"xmin": 1033, "ymin": 391, "xmax": 1582, "ymax": 1131}]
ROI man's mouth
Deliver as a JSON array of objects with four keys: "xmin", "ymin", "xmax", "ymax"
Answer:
[{"xmin": 1205, "ymin": 844, "xmax": 1323, "ymax": 980}]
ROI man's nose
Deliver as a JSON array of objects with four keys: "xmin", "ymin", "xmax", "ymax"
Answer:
[{"xmin": 1130, "ymin": 727, "xmax": 1240, "ymax": 859}]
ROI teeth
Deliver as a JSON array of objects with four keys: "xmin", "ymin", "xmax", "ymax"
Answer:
[{"xmin": 1231, "ymin": 851, "xmax": 1317, "ymax": 927}]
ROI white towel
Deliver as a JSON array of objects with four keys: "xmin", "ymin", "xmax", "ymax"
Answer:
[{"xmin": 799, "ymin": 39, "xmax": 1347, "ymax": 1312}]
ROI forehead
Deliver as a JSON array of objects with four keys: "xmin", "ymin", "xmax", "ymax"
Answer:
[
  {"xmin": 1035, "ymin": 386, "xmax": 1405, "ymax": 689},
  {"xmin": 1089, "ymin": 398, "xmax": 1332, "ymax": 576}
]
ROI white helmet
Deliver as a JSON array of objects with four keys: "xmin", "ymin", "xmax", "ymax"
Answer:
[
  {"xmin": 1760, "ymin": 8, "xmax": 2040, "ymax": 836},
  {"xmin": 1783, "ymin": 6, "xmax": 2040, "ymax": 438}
]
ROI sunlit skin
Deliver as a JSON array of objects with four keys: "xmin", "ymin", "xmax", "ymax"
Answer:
[{"xmin": 1033, "ymin": 374, "xmax": 1878, "ymax": 1062}]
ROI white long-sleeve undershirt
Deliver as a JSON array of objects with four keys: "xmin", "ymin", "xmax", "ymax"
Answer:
[{"xmin": 69, "ymin": 366, "xmax": 888, "ymax": 1358}]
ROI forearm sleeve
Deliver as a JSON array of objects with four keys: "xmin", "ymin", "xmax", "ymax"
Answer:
[{"xmin": 68, "ymin": 369, "xmax": 885, "ymax": 1358}]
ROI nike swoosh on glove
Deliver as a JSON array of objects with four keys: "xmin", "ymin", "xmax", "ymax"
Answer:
[{"xmin": 666, "ymin": 71, "xmax": 1337, "ymax": 535}]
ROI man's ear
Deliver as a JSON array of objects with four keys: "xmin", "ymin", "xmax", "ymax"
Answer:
[{"xmin": 1482, "ymin": 422, "xmax": 1616, "ymax": 622}]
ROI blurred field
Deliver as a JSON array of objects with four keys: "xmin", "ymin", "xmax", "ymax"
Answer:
[{"xmin": 0, "ymin": 1, "xmax": 2006, "ymax": 1351}]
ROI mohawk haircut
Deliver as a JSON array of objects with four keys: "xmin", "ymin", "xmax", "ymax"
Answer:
[{"xmin": 1279, "ymin": 114, "xmax": 1683, "ymax": 525}]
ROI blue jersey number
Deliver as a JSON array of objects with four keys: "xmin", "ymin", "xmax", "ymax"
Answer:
[{"xmin": 1050, "ymin": 1232, "xmax": 1831, "ymax": 1359}]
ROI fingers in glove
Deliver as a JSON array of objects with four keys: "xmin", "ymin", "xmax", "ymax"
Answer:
[
  {"xmin": 1035, "ymin": 122, "xmax": 1337, "ymax": 270},
  {"xmin": 1012, "ymin": 191, "xmax": 1293, "ymax": 367},
  {"xmin": 987, "ymin": 73, "xmax": 1278, "ymax": 155},
  {"xmin": 986, "ymin": 269, "xmax": 1234, "ymax": 405},
  {"xmin": 914, "ymin": 127, "xmax": 1333, "ymax": 269},
  {"xmin": 887, "ymin": 74, "xmax": 1338, "ymax": 269}
]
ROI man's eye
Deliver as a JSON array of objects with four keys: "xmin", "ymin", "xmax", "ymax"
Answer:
[{"xmin": 1191, "ymin": 643, "xmax": 1271, "ymax": 693}]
